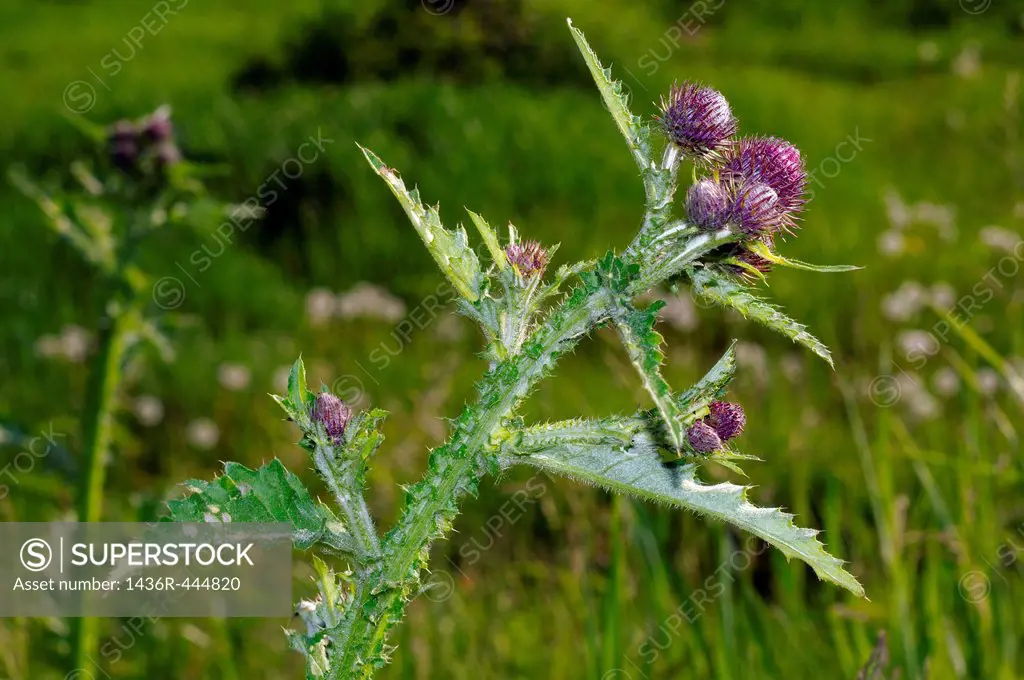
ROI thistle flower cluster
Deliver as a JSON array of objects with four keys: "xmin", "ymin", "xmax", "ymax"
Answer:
[
  {"xmin": 107, "ymin": 106, "xmax": 181, "ymax": 173},
  {"xmin": 686, "ymin": 400, "xmax": 746, "ymax": 453},
  {"xmin": 660, "ymin": 83, "xmax": 808, "ymax": 256}
]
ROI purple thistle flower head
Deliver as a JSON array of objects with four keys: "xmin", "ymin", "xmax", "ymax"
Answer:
[
  {"xmin": 687, "ymin": 421, "xmax": 722, "ymax": 453},
  {"xmin": 505, "ymin": 240, "xmax": 549, "ymax": 278},
  {"xmin": 731, "ymin": 181, "xmax": 780, "ymax": 235},
  {"xmin": 312, "ymin": 392, "xmax": 352, "ymax": 442},
  {"xmin": 707, "ymin": 401, "xmax": 745, "ymax": 441},
  {"xmin": 722, "ymin": 137, "xmax": 807, "ymax": 226},
  {"xmin": 658, "ymin": 82, "xmax": 737, "ymax": 161},
  {"xmin": 686, "ymin": 179, "xmax": 731, "ymax": 231}
]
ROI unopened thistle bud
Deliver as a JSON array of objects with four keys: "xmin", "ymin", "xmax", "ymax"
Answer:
[
  {"xmin": 722, "ymin": 137, "xmax": 807, "ymax": 228},
  {"xmin": 143, "ymin": 108, "xmax": 174, "ymax": 143},
  {"xmin": 686, "ymin": 179, "xmax": 731, "ymax": 231},
  {"xmin": 504, "ymin": 241, "xmax": 548, "ymax": 278},
  {"xmin": 312, "ymin": 392, "xmax": 351, "ymax": 442},
  {"xmin": 707, "ymin": 401, "xmax": 745, "ymax": 441},
  {"xmin": 731, "ymin": 182, "xmax": 780, "ymax": 235},
  {"xmin": 108, "ymin": 120, "xmax": 139, "ymax": 171},
  {"xmin": 658, "ymin": 82, "xmax": 737, "ymax": 162},
  {"xmin": 686, "ymin": 420, "xmax": 721, "ymax": 453}
]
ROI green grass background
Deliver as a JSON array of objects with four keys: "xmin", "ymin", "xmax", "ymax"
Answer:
[{"xmin": 1, "ymin": 0, "xmax": 1023, "ymax": 677}]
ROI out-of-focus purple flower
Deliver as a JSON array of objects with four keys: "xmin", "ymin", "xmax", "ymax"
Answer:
[
  {"xmin": 686, "ymin": 179, "xmax": 731, "ymax": 231},
  {"xmin": 505, "ymin": 241, "xmax": 548, "ymax": 277},
  {"xmin": 686, "ymin": 420, "xmax": 721, "ymax": 453},
  {"xmin": 658, "ymin": 82, "xmax": 737, "ymax": 161},
  {"xmin": 143, "ymin": 108, "xmax": 174, "ymax": 143},
  {"xmin": 732, "ymin": 181, "xmax": 780, "ymax": 234},
  {"xmin": 155, "ymin": 141, "xmax": 181, "ymax": 167},
  {"xmin": 707, "ymin": 401, "xmax": 745, "ymax": 440},
  {"xmin": 312, "ymin": 392, "xmax": 352, "ymax": 442},
  {"xmin": 723, "ymin": 137, "xmax": 807, "ymax": 227},
  {"xmin": 109, "ymin": 120, "xmax": 139, "ymax": 170}
]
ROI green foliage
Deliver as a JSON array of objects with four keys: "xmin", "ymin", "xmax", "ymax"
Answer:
[
  {"xmin": 611, "ymin": 300, "xmax": 687, "ymax": 453},
  {"xmin": 168, "ymin": 459, "xmax": 352, "ymax": 553},
  {"xmin": 746, "ymin": 240, "xmax": 862, "ymax": 273},
  {"xmin": 677, "ymin": 341, "xmax": 738, "ymax": 420},
  {"xmin": 688, "ymin": 265, "xmax": 835, "ymax": 366},
  {"xmin": 566, "ymin": 18, "xmax": 652, "ymax": 173},
  {"xmin": 465, "ymin": 209, "xmax": 507, "ymax": 273},
  {"xmin": 358, "ymin": 145, "xmax": 481, "ymax": 302},
  {"xmin": 506, "ymin": 430, "xmax": 863, "ymax": 596}
]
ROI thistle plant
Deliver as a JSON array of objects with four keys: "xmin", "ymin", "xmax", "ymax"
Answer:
[
  {"xmin": 168, "ymin": 21, "xmax": 864, "ymax": 678},
  {"xmin": 10, "ymin": 106, "xmax": 225, "ymax": 671}
]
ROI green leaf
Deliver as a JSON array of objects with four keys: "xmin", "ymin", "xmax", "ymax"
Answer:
[
  {"xmin": 508, "ymin": 432, "xmax": 864, "ymax": 597},
  {"xmin": 8, "ymin": 166, "xmax": 113, "ymax": 272},
  {"xmin": 612, "ymin": 301, "xmax": 686, "ymax": 452},
  {"xmin": 567, "ymin": 19, "xmax": 649, "ymax": 170},
  {"xmin": 284, "ymin": 356, "xmax": 314, "ymax": 426},
  {"xmin": 167, "ymin": 459, "xmax": 354, "ymax": 553},
  {"xmin": 747, "ymin": 240, "xmax": 862, "ymax": 273},
  {"xmin": 359, "ymin": 145, "xmax": 480, "ymax": 301},
  {"xmin": 677, "ymin": 340, "xmax": 737, "ymax": 418},
  {"xmin": 466, "ymin": 209, "xmax": 507, "ymax": 272},
  {"xmin": 517, "ymin": 417, "xmax": 640, "ymax": 451},
  {"xmin": 689, "ymin": 266, "xmax": 834, "ymax": 367}
]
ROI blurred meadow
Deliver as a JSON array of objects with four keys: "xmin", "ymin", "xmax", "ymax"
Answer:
[{"xmin": 2, "ymin": 0, "xmax": 1024, "ymax": 678}]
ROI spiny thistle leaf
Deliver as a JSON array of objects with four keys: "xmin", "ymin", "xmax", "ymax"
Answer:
[
  {"xmin": 287, "ymin": 357, "xmax": 313, "ymax": 416},
  {"xmin": 465, "ymin": 208, "xmax": 507, "ymax": 272},
  {"xmin": 517, "ymin": 416, "xmax": 640, "ymax": 451},
  {"xmin": 612, "ymin": 301, "xmax": 686, "ymax": 452},
  {"xmin": 688, "ymin": 266, "xmax": 834, "ymax": 367},
  {"xmin": 567, "ymin": 19, "xmax": 650, "ymax": 170},
  {"xmin": 507, "ymin": 432, "xmax": 864, "ymax": 597},
  {"xmin": 747, "ymin": 240, "xmax": 862, "ymax": 273},
  {"xmin": 359, "ymin": 145, "xmax": 480, "ymax": 301},
  {"xmin": 677, "ymin": 340, "xmax": 737, "ymax": 418},
  {"xmin": 168, "ymin": 459, "xmax": 354, "ymax": 553}
]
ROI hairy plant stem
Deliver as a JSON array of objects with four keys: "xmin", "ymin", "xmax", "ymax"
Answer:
[
  {"xmin": 329, "ymin": 290, "xmax": 611, "ymax": 677},
  {"xmin": 70, "ymin": 310, "xmax": 128, "ymax": 672},
  {"xmin": 313, "ymin": 448, "xmax": 382, "ymax": 558},
  {"xmin": 322, "ymin": 220, "xmax": 741, "ymax": 677}
]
